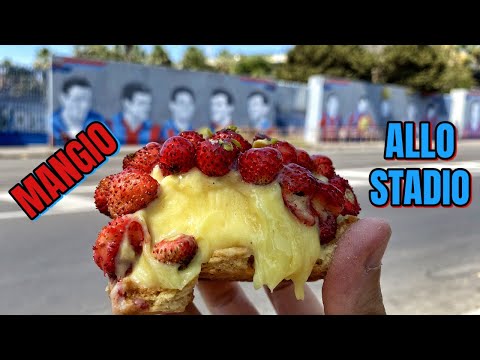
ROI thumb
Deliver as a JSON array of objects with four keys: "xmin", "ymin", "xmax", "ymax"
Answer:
[{"xmin": 322, "ymin": 218, "xmax": 391, "ymax": 315}]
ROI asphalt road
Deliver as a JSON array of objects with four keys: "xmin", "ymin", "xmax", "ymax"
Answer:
[{"xmin": 1, "ymin": 142, "xmax": 479, "ymax": 315}]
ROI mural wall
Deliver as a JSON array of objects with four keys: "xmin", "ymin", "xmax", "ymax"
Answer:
[
  {"xmin": 313, "ymin": 76, "xmax": 454, "ymax": 142},
  {"xmin": 275, "ymin": 81, "xmax": 308, "ymax": 136},
  {"xmin": 50, "ymin": 56, "xmax": 278, "ymax": 145},
  {"xmin": 1, "ymin": 57, "xmax": 477, "ymax": 145},
  {"xmin": 463, "ymin": 91, "xmax": 480, "ymax": 138}
]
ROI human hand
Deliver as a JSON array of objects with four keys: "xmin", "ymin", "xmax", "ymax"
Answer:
[{"xmin": 174, "ymin": 217, "xmax": 391, "ymax": 315}]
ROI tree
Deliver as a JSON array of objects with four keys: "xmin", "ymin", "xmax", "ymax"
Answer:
[
  {"xmin": 1, "ymin": 59, "xmax": 12, "ymax": 68},
  {"xmin": 148, "ymin": 45, "xmax": 172, "ymax": 67},
  {"xmin": 456, "ymin": 45, "xmax": 480, "ymax": 85},
  {"xmin": 214, "ymin": 49, "xmax": 236, "ymax": 74},
  {"xmin": 73, "ymin": 45, "xmax": 147, "ymax": 64},
  {"xmin": 33, "ymin": 47, "xmax": 52, "ymax": 70},
  {"xmin": 275, "ymin": 45, "xmax": 375, "ymax": 82},
  {"xmin": 74, "ymin": 45, "xmax": 116, "ymax": 61},
  {"xmin": 233, "ymin": 55, "xmax": 273, "ymax": 78},
  {"xmin": 123, "ymin": 45, "xmax": 147, "ymax": 64},
  {"xmin": 181, "ymin": 46, "xmax": 211, "ymax": 71},
  {"xmin": 378, "ymin": 45, "xmax": 474, "ymax": 93}
]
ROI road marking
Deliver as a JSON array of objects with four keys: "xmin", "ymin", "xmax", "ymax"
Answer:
[
  {"xmin": 69, "ymin": 185, "xmax": 97, "ymax": 194},
  {"xmin": 336, "ymin": 160, "xmax": 480, "ymax": 188},
  {"xmin": 0, "ymin": 161, "xmax": 478, "ymax": 217},
  {"xmin": 0, "ymin": 193, "xmax": 95, "ymax": 220}
]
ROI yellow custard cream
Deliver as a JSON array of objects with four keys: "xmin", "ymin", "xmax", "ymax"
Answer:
[{"xmin": 127, "ymin": 166, "xmax": 331, "ymax": 299}]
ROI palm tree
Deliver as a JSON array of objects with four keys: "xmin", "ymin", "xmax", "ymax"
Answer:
[{"xmin": 33, "ymin": 47, "xmax": 52, "ymax": 70}]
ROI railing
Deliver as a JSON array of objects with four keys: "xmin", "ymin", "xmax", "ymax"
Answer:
[{"xmin": 0, "ymin": 65, "xmax": 48, "ymax": 144}]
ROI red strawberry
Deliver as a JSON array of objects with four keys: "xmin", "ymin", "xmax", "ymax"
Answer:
[
  {"xmin": 281, "ymin": 191, "xmax": 316, "ymax": 226},
  {"xmin": 159, "ymin": 136, "xmax": 196, "ymax": 176},
  {"xmin": 93, "ymin": 215, "xmax": 147, "ymax": 279},
  {"xmin": 296, "ymin": 149, "xmax": 315, "ymax": 172},
  {"xmin": 179, "ymin": 130, "xmax": 204, "ymax": 149},
  {"xmin": 270, "ymin": 141, "xmax": 297, "ymax": 165},
  {"xmin": 278, "ymin": 163, "xmax": 318, "ymax": 196},
  {"xmin": 127, "ymin": 220, "xmax": 145, "ymax": 254},
  {"xmin": 122, "ymin": 142, "xmax": 162, "ymax": 174},
  {"xmin": 310, "ymin": 179, "xmax": 345, "ymax": 217},
  {"xmin": 329, "ymin": 175, "xmax": 361, "ymax": 216},
  {"xmin": 211, "ymin": 127, "xmax": 252, "ymax": 152},
  {"xmin": 318, "ymin": 212, "xmax": 338, "ymax": 245},
  {"xmin": 153, "ymin": 235, "xmax": 198, "ymax": 270},
  {"xmin": 238, "ymin": 147, "xmax": 283, "ymax": 185},
  {"xmin": 253, "ymin": 133, "xmax": 271, "ymax": 142},
  {"xmin": 107, "ymin": 169, "xmax": 159, "ymax": 218},
  {"xmin": 278, "ymin": 164, "xmax": 318, "ymax": 226},
  {"xmin": 196, "ymin": 139, "xmax": 238, "ymax": 177},
  {"xmin": 94, "ymin": 175, "xmax": 112, "ymax": 216},
  {"xmin": 311, "ymin": 154, "xmax": 335, "ymax": 179}
]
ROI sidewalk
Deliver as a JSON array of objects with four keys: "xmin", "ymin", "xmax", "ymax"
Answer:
[{"xmin": 1, "ymin": 139, "xmax": 480, "ymax": 159}]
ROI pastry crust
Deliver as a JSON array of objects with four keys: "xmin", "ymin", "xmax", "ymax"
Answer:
[{"xmin": 107, "ymin": 215, "xmax": 358, "ymax": 315}]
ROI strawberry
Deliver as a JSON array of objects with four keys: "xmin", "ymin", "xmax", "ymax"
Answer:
[
  {"xmin": 329, "ymin": 175, "xmax": 361, "ymax": 216},
  {"xmin": 211, "ymin": 126, "xmax": 252, "ymax": 152},
  {"xmin": 153, "ymin": 235, "xmax": 198, "ymax": 269},
  {"xmin": 94, "ymin": 175, "xmax": 112, "ymax": 216},
  {"xmin": 93, "ymin": 215, "xmax": 146, "ymax": 279},
  {"xmin": 179, "ymin": 130, "xmax": 205, "ymax": 149},
  {"xmin": 253, "ymin": 133, "xmax": 271, "ymax": 142},
  {"xmin": 310, "ymin": 179, "xmax": 345, "ymax": 217},
  {"xmin": 122, "ymin": 142, "xmax": 162, "ymax": 174},
  {"xmin": 127, "ymin": 220, "xmax": 145, "ymax": 254},
  {"xmin": 318, "ymin": 212, "xmax": 338, "ymax": 245},
  {"xmin": 196, "ymin": 139, "xmax": 238, "ymax": 177},
  {"xmin": 158, "ymin": 136, "xmax": 196, "ymax": 176},
  {"xmin": 278, "ymin": 163, "xmax": 318, "ymax": 196},
  {"xmin": 107, "ymin": 169, "xmax": 159, "ymax": 218},
  {"xmin": 281, "ymin": 191, "xmax": 316, "ymax": 226},
  {"xmin": 278, "ymin": 164, "xmax": 318, "ymax": 226},
  {"xmin": 270, "ymin": 141, "xmax": 297, "ymax": 165},
  {"xmin": 238, "ymin": 147, "xmax": 283, "ymax": 185},
  {"xmin": 311, "ymin": 154, "xmax": 335, "ymax": 179},
  {"xmin": 296, "ymin": 149, "xmax": 315, "ymax": 172}
]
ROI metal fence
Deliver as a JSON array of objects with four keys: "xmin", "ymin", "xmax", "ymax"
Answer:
[{"xmin": 0, "ymin": 65, "xmax": 48, "ymax": 145}]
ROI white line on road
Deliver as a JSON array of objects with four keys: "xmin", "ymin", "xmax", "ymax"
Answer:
[
  {"xmin": 0, "ymin": 160, "xmax": 478, "ymax": 219},
  {"xmin": 336, "ymin": 160, "xmax": 480, "ymax": 188},
  {"xmin": 0, "ymin": 193, "xmax": 95, "ymax": 220}
]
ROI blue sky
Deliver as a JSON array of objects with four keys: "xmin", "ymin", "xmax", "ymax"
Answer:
[{"xmin": 0, "ymin": 45, "xmax": 293, "ymax": 66}]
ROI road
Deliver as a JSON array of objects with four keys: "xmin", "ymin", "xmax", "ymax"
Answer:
[{"xmin": 1, "ymin": 142, "xmax": 479, "ymax": 315}]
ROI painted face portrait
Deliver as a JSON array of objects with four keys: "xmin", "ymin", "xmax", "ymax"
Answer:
[
  {"xmin": 247, "ymin": 93, "xmax": 270, "ymax": 124},
  {"xmin": 426, "ymin": 105, "xmax": 436, "ymax": 120},
  {"xmin": 211, "ymin": 91, "xmax": 234, "ymax": 128},
  {"xmin": 381, "ymin": 100, "xmax": 391, "ymax": 117},
  {"xmin": 407, "ymin": 103, "xmax": 418, "ymax": 122},
  {"xmin": 470, "ymin": 101, "xmax": 480, "ymax": 130},
  {"xmin": 169, "ymin": 91, "xmax": 195, "ymax": 129},
  {"xmin": 357, "ymin": 98, "xmax": 369, "ymax": 114},
  {"xmin": 326, "ymin": 94, "xmax": 340, "ymax": 118},
  {"xmin": 60, "ymin": 85, "xmax": 92, "ymax": 127},
  {"xmin": 124, "ymin": 92, "xmax": 152, "ymax": 123}
]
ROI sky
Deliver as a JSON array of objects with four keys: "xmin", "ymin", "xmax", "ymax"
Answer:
[{"xmin": 0, "ymin": 45, "xmax": 293, "ymax": 66}]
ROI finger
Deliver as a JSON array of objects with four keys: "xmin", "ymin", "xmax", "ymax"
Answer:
[
  {"xmin": 182, "ymin": 303, "xmax": 202, "ymax": 315},
  {"xmin": 264, "ymin": 281, "xmax": 324, "ymax": 315},
  {"xmin": 197, "ymin": 280, "xmax": 259, "ymax": 315},
  {"xmin": 163, "ymin": 302, "xmax": 202, "ymax": 315},
  {"xmin": 323, "ymin": 217, "xmax": 391, "ymax": 315}
]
